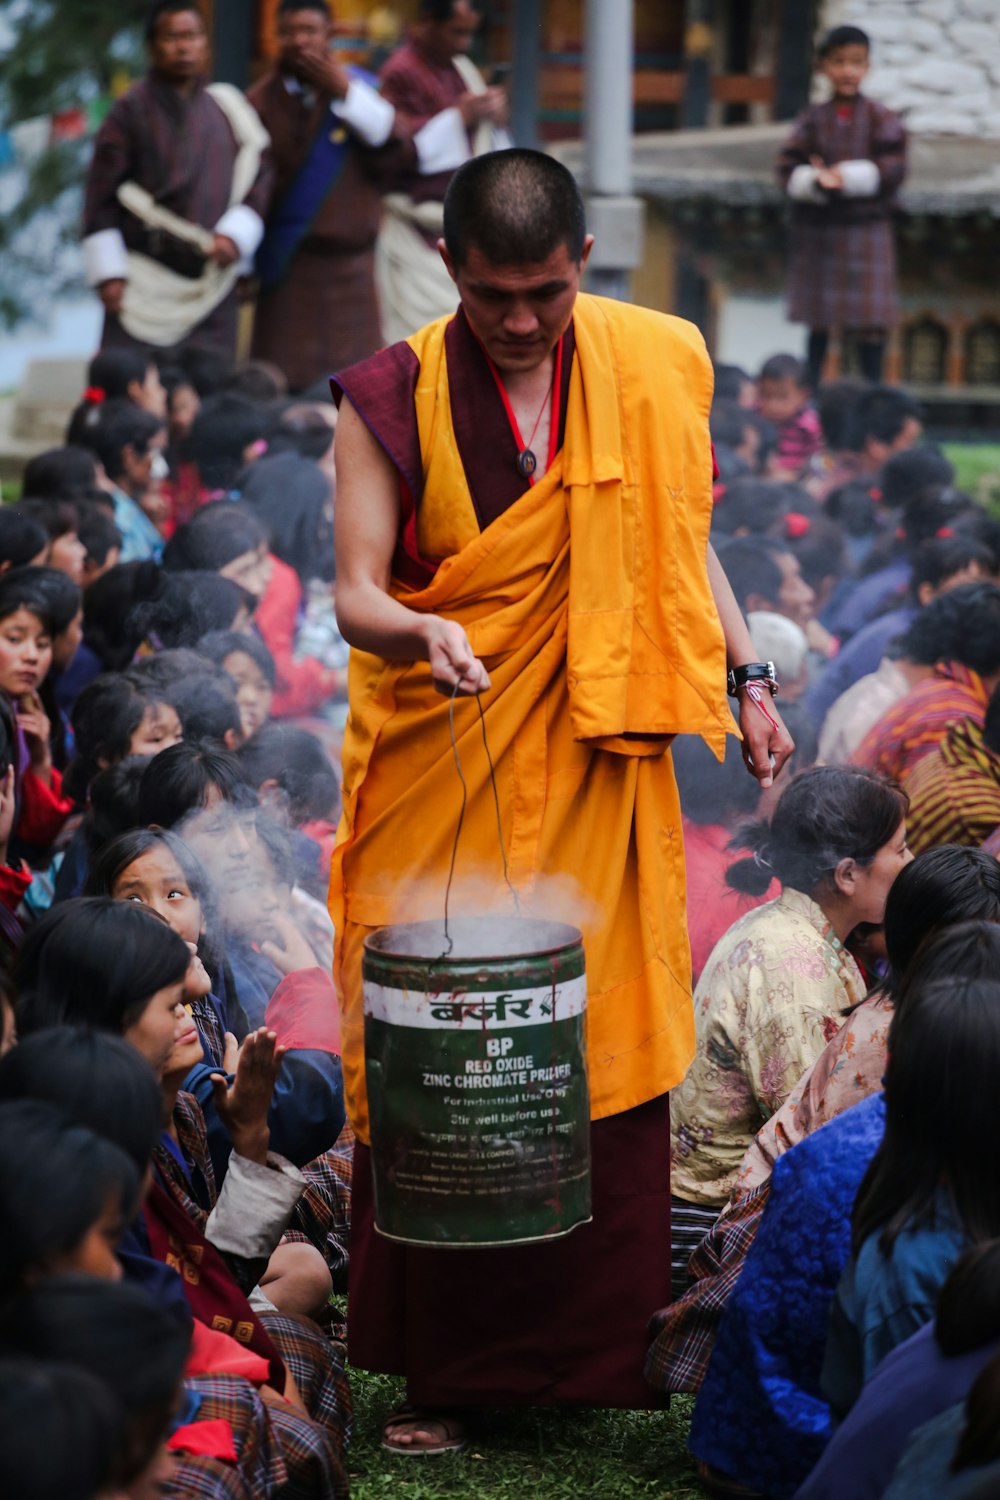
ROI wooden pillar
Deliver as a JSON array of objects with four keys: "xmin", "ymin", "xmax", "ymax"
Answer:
[
  {"xmin": 213, "ymin": 0, "xmax": 254, "ymax": 86},
  {"xmin": 774, "ymin": 0, "xmax": 817, "ymax": 120},
  {"xmin": 681, "ymin": 0, "xmax": 715, "ymax": 130}
]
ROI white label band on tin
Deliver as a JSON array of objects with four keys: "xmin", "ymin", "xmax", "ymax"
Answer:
[{"xmin": 363, "ymin": 975, "xmax": 587, "ymax": 1029}]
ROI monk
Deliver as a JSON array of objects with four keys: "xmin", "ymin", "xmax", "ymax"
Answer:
[
  {"xmin": 330, "ymin": 149, "xmax": 794, "ymax": 1453},
  {"xmin": 249, "ymin": 0, "xmax": 417, "ymax": 388}
]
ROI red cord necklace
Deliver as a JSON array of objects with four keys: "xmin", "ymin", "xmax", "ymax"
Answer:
[{"xmin": 482, "ymin": 337, "xmax": 564, "ymax": 484}]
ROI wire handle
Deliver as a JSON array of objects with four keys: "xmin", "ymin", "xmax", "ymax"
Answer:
[{"xmin": 443, "ymin": 682, "xmax": 520, "ymax": 954}]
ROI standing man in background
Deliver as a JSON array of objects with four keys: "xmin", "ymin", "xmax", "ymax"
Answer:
[
  {"xmin": 82, "ymin": 0, "xmax": 272, "ymax": 362},
  {"xmin": 249, "ymin": 0, "xmax": 417, "ymax": 389},
  {"xmin": 375, "ymin": 0, "xmax": 510, "ymax": 343}
]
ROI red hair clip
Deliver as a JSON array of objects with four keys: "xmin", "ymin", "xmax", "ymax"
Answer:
[
  {"xmin": 82, "ymin": 386, "xmax": 105, "ymax": 404},
  {"xmin": 785, "ymin": 512, "xmax": 811, "ymax": 539}
]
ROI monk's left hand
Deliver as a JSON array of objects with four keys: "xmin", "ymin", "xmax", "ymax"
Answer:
[
  {"xmin": 736, "ymin": 687, "xmax": 795, "ymax": 790},
  {"xmin": 210, "ymin": 234, "xmax": 240, "ymax": 268}
]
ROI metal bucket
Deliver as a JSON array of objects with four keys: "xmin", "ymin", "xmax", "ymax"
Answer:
[{"xmin": 363, "ymin": 915, "xmax": 591, "ymax": 1248}]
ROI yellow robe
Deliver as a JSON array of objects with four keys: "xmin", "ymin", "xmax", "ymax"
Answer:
[{"xmin": 330, "ymin": 292, "xmax": 733, "ymax": 1143}]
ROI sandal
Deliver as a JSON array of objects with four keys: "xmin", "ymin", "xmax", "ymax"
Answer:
[{"xmin": 381, "ymin": 1404, "xmax": 468, "ymax": 1456}]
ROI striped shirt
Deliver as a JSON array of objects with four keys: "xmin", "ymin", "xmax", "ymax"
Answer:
[
  {"xmin": 852, "ymin": 662, "xmax": 988, "ymax": 784},
  {"xmin": 903, "ymin": 717, "xmax": 1000, "ymax": 855}
]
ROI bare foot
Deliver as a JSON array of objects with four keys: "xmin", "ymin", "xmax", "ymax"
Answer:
[{"xmin": 382, "ymin": 1405, "xmax": 467, "ymax": 1455}]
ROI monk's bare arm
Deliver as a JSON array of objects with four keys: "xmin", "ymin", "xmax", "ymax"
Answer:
[
  {"xmin": 333, "ymin": 399, "xmax": 490, "ymax": 694},
  {"xmin": 707, "ymin": 542, "xmax": 794, "ymax": 788}
]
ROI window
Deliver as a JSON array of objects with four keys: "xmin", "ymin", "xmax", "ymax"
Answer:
[
  {"xmin": 902, "ymin": 316, "xmax": 948, "ymax": 386},
  {"xmin": 965, "ymin": 320, "xmax": 1000, "ymax": 386}
]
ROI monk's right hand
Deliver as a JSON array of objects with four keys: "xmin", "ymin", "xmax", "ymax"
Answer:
[
  {"xmin": 425, "ymin": 617, "xmax": 490, "ymax": 697},
  {"xmin": 98, "ymin": 278, "xmax": 126, "ymax": 315}
]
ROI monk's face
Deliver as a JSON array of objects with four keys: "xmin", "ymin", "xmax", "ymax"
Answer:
[
  {"xmin": 444, "ymin": 239, "xmax": 593, "ymax": 375},
  {"xmin": 149, "ymin": 8, "xmax": 208, "ymax": 83}
]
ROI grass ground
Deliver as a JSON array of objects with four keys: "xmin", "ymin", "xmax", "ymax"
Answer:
[
  {"xmin": 943, "ymin": 442, "xmax": 1000, "ymax": 511},
  {"xmin": 346, "ymin": 1369, "xmax": 703, "ymax": 1500}
]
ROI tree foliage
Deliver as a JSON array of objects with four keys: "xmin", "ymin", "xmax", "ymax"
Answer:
[{"xmin": 0, "ymin": 0, "xmax": 147, "ymax": 329}]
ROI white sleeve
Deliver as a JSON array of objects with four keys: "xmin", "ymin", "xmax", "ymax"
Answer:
[
  {"xmin": 491, "ymin": 127, "xmax": 514, "ymax": 151},
  {"xmin": 205, "ymin": 1150, "xmax": 306, "ymax": 1260},
  {"xmin": 214, "ymin": 203, "xmax": 265, "ymax": 269},
  {"xmin": 83, "ymin": 228, "xmax": 129, "ymax": 286},
  {"xmin": 837, "ymin": 159, "xmax": 881, "ymax": 197},
  {"xmin": 786, "ymin": 164, "xmax": 823, "ymax": 203},
  {"xmin": 414, "ymin": 106, "xmax": 470, "ymax": 175},
  {"xmin": 332, "ymin": 77, "xmax": 396, "ymax": 148}
]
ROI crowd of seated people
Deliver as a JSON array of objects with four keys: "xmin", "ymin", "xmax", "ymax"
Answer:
[{"xmin": 8, "ymin": 338, "xmax": 1000, "ymax": 1498}]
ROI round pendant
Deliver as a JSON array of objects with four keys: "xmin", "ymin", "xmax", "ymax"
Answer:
[{"xmin": 517, "ymin": 447, "xmax": 537, "ymax": 478}]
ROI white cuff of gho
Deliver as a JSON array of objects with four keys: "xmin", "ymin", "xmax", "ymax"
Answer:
[
  {"xmin": 205, "ymin": 1150, "xmax": 306, "ymax": 1260},
  {"xmin": 84, "ymin": 228, "xmax": 129, "ymax": 286},
  {"xmin": 332, "ymin": 78, "xmax": 395, "ymax": 147},
  {"xmin": 837, "ymin": 159, "xmax": 881, "ymax": 197},
  {"xmin": 214, "ymin": 203, "xmax": 265, "ymax": 268},
  {"xmin": 786, "ymin": 165, "xmax": 823, "ymax": 203},
  {"xmin": 414, "ymin": 106, "xmax": 471, "ymax": 174}
]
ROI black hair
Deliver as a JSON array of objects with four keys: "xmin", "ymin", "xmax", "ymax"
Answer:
[
  {"xmin": 65, "ymin": 672, "xmax": 165, "ymax": 803},
  {"xmin": 87, "ymin": 347, "xmax": 155, "ymax": 401},
  {"xmin": 443, "ymin": 148, "xmax": 587, "ymax": 270},
  {"xmin": 0, "ymin": 1027, "xmax": 163, "ymax": 1174},
  {"xmin": 785, "ymin": 512, "xmax": 846, "ymax": 593},
  {"xmin": 163, "ymin": 500, "xmax": 269, "ymax": 572},
  {"xmin": 14, "ymin": 498, "xmax": 78, "ymax": 544},
  {"xmin": 21, "ymin": 446, "xmax": 97, "ymax": 500},
  {"xmin": 852, "ymin": 930, "xmax": 1000, "ymax": 1256},
  {"xmin": 714, "ymin": 536, "xmax": 786, "ymax": 615},
  {"xmin": 145, "ymin": 0, "xmax": 205, "ymax": 42},
  {"xmin": 882, "ymin": 845, "xmax": 1000, "ymax": 1001},
  {"xmin": 0, "ymin": 1100, "xmax": 139, "ymax": 1289},
  {"xmin": 936, "ymin": 1241, "xmax": 1000, "ymax": 1361},
  {"xmin": 0, "ymin": 1359, "xmax": 123, "ymax": 1500},
  {"xmin": 130, "ymin": 647, "xmax": 220, "ymax": 693},
  {"xmin": 198, "ymin": 629, "xmax": 276, "ymax": 687},
  {"xmin": 242, "ymin": 452, "xmax": 333, "ymax": 582},
  {"xmin": 182, "ymin": 394, "xmax": 268, "ymax": 492},
  {"xmin": 169, "ymin": 669, "xmax": 242, "ymax": 746},
  {"xmin": 854, "ymin": 386, "xmax": 922, "ymax": 449},
  {"xmin": 136, "ymin": 740, "xmax": 253, "ymax": 829},
  {"xmin": 0, "ymin": 696, "xmax": 18, "ymax": 782},
  {"xmin": 727, "ymin": 765, "xmax": 907, "ymax": 898},
  {"xmin": 255, "ymin": 812, "xmax": 298, "ymax": 888},
  {"xmin": 130, "ymin": 571, "xmax": 256, "ymax": 650},
  {"xmin": 818, "ymin": 24, "xmax": 870, "ymax": 57},
  {"xmin": 85, "ymin": 826, "xmax": 222, "ymax": 976},
  {"xmin": 85, "ymin": 399, "xmax": 165, "ymax": 484},
  {"xmin": 910, "ymin": 535, "xmax": 994, "ymax": 597},
  {"xmin": 76, "ymin": 502, "xmax": 122, "ymax": 568},
  {"xmin": 421, "ymin": 0, "xmax": 480, "ymax": 17},
  {"xmin": 901, "ymin": 581, "xmax": 1000, "ymax": 675},
  {"xmin": 0, "ymin": 569, "xmax": 55, "ymax": 634},
  {"xmin": 223, "ymin": 360, "xmax": 288, "ymax": 402},
  {"xmin": 173, "ymin": 346, "xmax": 233, "ymax": 398},
  {"xmin": 951, "ymin": 510, "xmax": 1000, "ymax": 573},
  {"xmin": 953, "ymin": 1335, "xmax": 1000, "ymax": 1473},
  {"xmin": 80, "ymin": 757, "xmax": 149, "ymax": 854},
  {"xmin": 759, "ymin": 353, "xmax": 808, "ymax": 387},
  {"xmin": 709, "ymin": 399, "xmax": 753, "ymax": 454},
  {"xmin": 14, "ymin": 898, "xmax": 190, "ymax": 1037},
  {"xmin": 4, "ymin": 565, "xmax": 81, "ymax": 636},
  {"xmin": 672, "ymin": 733, "xmax": 762, "ymax": 827},
  {"xmin": 880, "ymin": 445, "xmax": 955, "ymax": 510},
  {"xmin": 984, "ymin": 680, "xmax": 1000, "ymax": 756},
  {"xmin": 0, "ymin": 1276, "xmax": 191, "ymax": 1489},
  {"xmin": 710, "ymin": 478, "xmax": 792, "ymax": 539},
  {"xmin": 278, "ymin": 0, "xmax": 332, "ymax": 15},
  {"xmin": 817, "ymin": 378, "xmax": 867, "ymax": 452},
  {"xmin": 0, "ymin": 508, "xmax": 49, "ymax": 571},
  {"xmin": 269, "ymin": 405, "xmax": 336, "ymax": 463},
  {"xmin": 713, "ymin": 363, "xmax": 752, "ymax": 403},
  {"xmin": 82, "ymin": 560, "xmax": 164, "ymax": 671},
  {"xmin": 238, "ymin": 723, "xmax": 339, "ymax": 823}
]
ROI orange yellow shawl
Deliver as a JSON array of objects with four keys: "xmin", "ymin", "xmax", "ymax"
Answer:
[{"xmin": 330, "ymin": 293, "xmax": 732, "ymax": 1141}]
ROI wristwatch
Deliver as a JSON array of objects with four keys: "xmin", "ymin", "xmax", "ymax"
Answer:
[{"xmin": 727, "ymin": 661, "xmax": 780, "ymax": 699}]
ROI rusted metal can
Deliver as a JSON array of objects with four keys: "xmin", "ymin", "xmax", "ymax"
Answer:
[{"xmin": 363, "ymin": 915, "xmax": 591, "ymax": 1248}]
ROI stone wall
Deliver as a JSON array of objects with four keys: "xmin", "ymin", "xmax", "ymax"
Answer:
[{"xmin": 817, "ymin": 0, "xmax": 1000, "ymax": 136}]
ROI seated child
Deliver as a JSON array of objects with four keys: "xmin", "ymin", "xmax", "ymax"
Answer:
[{"xmin": 757, "ymin": 354, "xmax": 824, "ymax": 479}]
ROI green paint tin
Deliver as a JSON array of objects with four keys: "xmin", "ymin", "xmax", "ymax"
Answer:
[{"xmin": 363, "ymin": 915, "xmax": 591, "ymax": 1248}]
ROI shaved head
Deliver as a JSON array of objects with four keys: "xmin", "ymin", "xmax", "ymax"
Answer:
[{"xmin": 443, "ymin": 149, "xmax": 587, "ymax": 271}]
